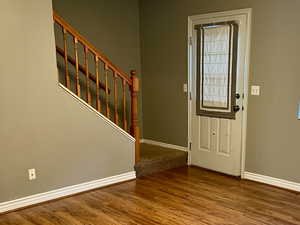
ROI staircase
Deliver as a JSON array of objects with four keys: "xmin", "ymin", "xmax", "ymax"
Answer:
[
  {"xmin": 53, "ymin": 11, "xmax": 140, "ymax": 163},
  {"xmin": 53, "ymin": 12, "xmax": 187, "ymax": 177}
]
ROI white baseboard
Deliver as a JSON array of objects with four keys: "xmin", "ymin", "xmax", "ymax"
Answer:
[
  {"xmin": 0, "ymin": 171, "xmax": 136, "ymax": 213},
  {"xmin": 244, "ymin": 172, "xmax": 300, "ymax": 192},
  {"xmin": 140, "ymin": 139, "xmax": 188, "ymax": 152}
]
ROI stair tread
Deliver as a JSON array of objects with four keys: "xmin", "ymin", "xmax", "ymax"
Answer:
[{"xmin": 140, "ymin": 143, "xmax": 187, "ymax": 163}]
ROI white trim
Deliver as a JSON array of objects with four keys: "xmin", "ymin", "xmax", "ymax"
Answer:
[
  {"xmin": 187, "ymin": 16, "xmax": 193, "ymax": 165},
  {"xmin": 187, "ymin": 9, "xmax": 252, "ymax": 176},
  {"xmin": 0, "ymin": 171, "xmax": 136, "ymax": 213},
  {"xmin": 140, "ymin": 139, "xmax": 188, "ymax": 152},
  {"xmin": 244, "ymin": 172, "xmax": 300, "ymax": 192},
  {"xmin": 240, "ymin": 9, "xmax": 252, "ymax": 178},
  {"xmin": 189, "ymin": 8, "xmax": 252, "ymax": 21},
  {"xmin": 58, "ymin": 83, "xmax": 135, "ymax": 142}
]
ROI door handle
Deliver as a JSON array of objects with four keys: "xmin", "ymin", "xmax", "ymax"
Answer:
[
  {"xmin": 233, "ymin": 105, "xmax": 240, "ymax": 112},
  {"xmin": 235, "ymin": 93, "xmax": 241, "ymax": 99}
]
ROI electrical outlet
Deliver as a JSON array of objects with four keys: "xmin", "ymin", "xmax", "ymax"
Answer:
[
  {"xmin": 183, "ymin": 83, "xmax": 188, "ymax": 93},
  {"xmin": 28, "ymin": 168, "xmax": 36, "ymax": 180},
  {"xmin": 298, "ymin": 102, "xmax": 300, "ymax": 119},
  {"xmin": 251, "ymin": 85, "xmax": 260, "ymax": 96}
]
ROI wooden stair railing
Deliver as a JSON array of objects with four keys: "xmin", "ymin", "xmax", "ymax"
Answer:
[
  {"xmin": 53, "ymin": 11, "xmax": 140, "ymax": 163},
  {"xmin": 56, "ymin": 46, "xmax": 110, "ymax": 94}
]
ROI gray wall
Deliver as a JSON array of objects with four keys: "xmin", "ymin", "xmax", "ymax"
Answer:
[
  {"xmin": 140, "ymin": 0, "xmax": 300, "ymax": 182},
  {"xmin": 0, "ymin": 0, "xmax": 135, "ymax": 203},
  {"xmin": 52, "ymin": 0, "xmax": 143, "ymax": 135}
]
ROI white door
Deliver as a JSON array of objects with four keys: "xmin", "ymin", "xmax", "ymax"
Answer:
[{"xmin": 189, "ymin": 10, "xmax": 251, "ymax": 176}]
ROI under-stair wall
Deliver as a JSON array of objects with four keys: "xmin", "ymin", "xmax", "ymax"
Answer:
[{"xmin": 0, "ymin": 0, "xmax": 139, "ymax": 207}]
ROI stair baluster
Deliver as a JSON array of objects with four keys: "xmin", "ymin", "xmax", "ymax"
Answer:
[
  {"xmin": 122, "ymin": 79, "xmax": 127, "ymax": 132},
  {"xmin": 105, "ymin": 64, "xmax": 110, "ymax": 119},
  {"xmin": 95, "ymin": 56, "xmax": 101, "ymax": 112},
  {"xmin": 114, "ymin": 72, "xmax": 119, "ymax": 125},
  {"xmin": 73, "ymin": 37, "xmax": 81, "ymax": 97},
  {"xmin": 84, "ymin": 46, "xmax": 92, "ymax": 104},
  {"xmin": 63, "ymin": 28, "xmax": 71, "ymax": 89}
]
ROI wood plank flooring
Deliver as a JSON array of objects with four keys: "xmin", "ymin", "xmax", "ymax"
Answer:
[{"xmin": 1, "ymin": 166, "xmax": 300, "ymax": 225}]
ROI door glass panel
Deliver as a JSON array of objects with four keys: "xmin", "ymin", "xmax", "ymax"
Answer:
[
  {"xmin": 195, "ymin": 22, "xmax": 239, "ymax": 119},
  {"xmin": 203, "ymin": 26, "xmax": 230, "ymax": 108}
]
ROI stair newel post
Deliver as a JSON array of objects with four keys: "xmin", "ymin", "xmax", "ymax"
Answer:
[{"xmin": 130, "ymin": 70, "xmax": 140, "ymax": 163}]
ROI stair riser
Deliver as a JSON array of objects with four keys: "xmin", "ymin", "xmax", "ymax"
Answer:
[{"xmin": 135, "ymin": 156, "xmax": 187, "ymax": 178}]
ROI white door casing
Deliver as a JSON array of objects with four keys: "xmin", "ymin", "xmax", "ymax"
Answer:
[{"xmin": 188, "ymin": 9, "xmax": 252, "ymax": 176}]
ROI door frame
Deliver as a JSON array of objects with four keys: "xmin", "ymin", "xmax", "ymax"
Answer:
[{"xmin": 187, "ymin": 9, "xmax": 252, "ymax": 178}]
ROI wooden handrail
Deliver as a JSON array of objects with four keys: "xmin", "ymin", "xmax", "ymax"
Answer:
[
  {"xmin": 53, "ymin": 11, "xmax": 132, "ymax": 85},
  {"xmin": 56, "ymin": 46, "xmax": 110, "ymax": 94}
]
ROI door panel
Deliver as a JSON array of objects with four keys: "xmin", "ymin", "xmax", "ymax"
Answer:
[
  {"xmin": 199, "ymin": 117, "xmax": 210, "ymax": 150},
  {"xmin": 219, "ymin": 119, "xmax": 230, "ymax": 156}
]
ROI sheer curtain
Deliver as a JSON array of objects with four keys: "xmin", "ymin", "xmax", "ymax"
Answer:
[{"xmin": 202, "ymin": 25, "xmax": 230, "ymax": 108}]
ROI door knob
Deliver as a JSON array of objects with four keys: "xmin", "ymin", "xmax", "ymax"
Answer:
[
  {"xmin": 233, "ymin": 105, "xmax": 240, "ymax": 112},
  {"xmin": 235, "ymin": 93, "xmax": 241, "ymax": 99}
]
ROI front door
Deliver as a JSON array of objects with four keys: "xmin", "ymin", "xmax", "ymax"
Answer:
[{"xmin": 190, "ymin": 11, "xmax": 250, "ymax": 176}]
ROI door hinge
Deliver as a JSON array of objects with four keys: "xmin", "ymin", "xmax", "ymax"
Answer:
[
  {"xmin": 189, "ymin": 142, "xmax": 192, "ymax": 151},
  {"xmin": 189, "ymin": 37, "xmax": 193, "ymax": 46},
  {"xmin": 189, "ymin": 92, "xmax": 192, "ymax": 101}
]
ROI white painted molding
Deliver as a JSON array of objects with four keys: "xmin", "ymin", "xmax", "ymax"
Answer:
[
  {"xmin": 58, "ymin": 83, "xmax": 135, "ymax": 142},
  {"xmin": 240, "ymin": 8, "xmax": 252, "ymax": 179},
  {"xmin": 141, "ymin": 139, "xmax": 188, "ymax": 152},
  {"xmin": 244, "ymin": 172, "xmax": 300, "ymax": 192},
  {"xmin": 189, "ymin": 8, "xmax": 252, "ymax": 21},
  {"xmin": 0, "ymin": 171, "xmax": 136, "ymax": 213}
]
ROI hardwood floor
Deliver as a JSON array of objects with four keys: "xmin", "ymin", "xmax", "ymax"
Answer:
[{"xmin": 1, "ymin": 166, "xmax": 300, "ymax": 225}]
